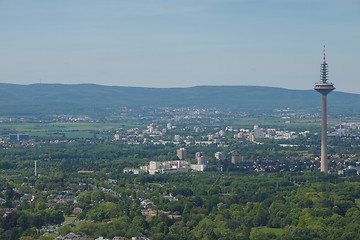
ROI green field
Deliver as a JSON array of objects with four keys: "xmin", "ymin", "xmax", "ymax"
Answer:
[
  {"xmin": 0, "ymin": 122, "xmax": 135, "ymax": 139},
  {"xmin": 64, "ymin": 216, "xmax": 77, "ymax": 222}
]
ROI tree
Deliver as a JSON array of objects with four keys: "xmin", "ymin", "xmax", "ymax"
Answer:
[
  {"xmin": 58, "ymin": 224, "xmax": 73, "ymax": 236},
  {"xmin": 192, "ymin": 218, "xmax": 217, "ymax": 240},
  {"xmin": 281, "ymin": 226, "xmax": 315, "ymax": 240},
  {"xmin": 38, "ymin": 234, "xmax": 57, "ymax": 240},
  {"xmin": 5, "ymin": 212, "xmax": 20, "ymax": 230},
  {"xmin": 17, "ymin": 214, "xmax": 30, "ymax": 230},
  {"xmin": 91, "ymin": 190, "xmax": 105, "ymax": 202},
  {"xmin": 77, "ymin": 192, "xmax": 91, "ymax": 205},
  {"xmin": 250, "ymin": 228, "xmax": 276, "ymax": 240},
  {"xmin": 50, "ymin": 210, "xmax": 65, "ymax": 224}
]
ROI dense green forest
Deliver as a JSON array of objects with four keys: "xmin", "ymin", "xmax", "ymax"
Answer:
[
  {"xmin": 1, "ymin": 140, "xmax": 360, "ymax": 239},
  {"xmin": 2, "ymin": 170, "xmax": 360, "ymax": 240}
]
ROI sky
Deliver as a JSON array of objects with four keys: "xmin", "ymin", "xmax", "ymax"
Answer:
[{"xmin": 0, "ymin": 0, "xmax": 359, "ymax": 93}]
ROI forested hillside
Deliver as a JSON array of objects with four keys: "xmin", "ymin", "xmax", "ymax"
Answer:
[
  {"xmin": 3, "ymin": 168, "xmax": 360, "ymax": 240},
  {"xmin": 0, "ymin": 83, "xmax": 359, "ymax": 116}
]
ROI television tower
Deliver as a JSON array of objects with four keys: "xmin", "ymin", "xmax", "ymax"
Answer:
[{"xmin": 314, "ymin": 45, "xmax": 335, "ymax": 173}]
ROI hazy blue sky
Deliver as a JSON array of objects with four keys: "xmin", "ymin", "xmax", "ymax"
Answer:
[{"xmin": 0, "ymin": 0, "xmax": 359, "ymax": 93}]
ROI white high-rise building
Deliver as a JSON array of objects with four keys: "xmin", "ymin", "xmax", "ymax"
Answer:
[
  {"xmin": 215, "ymin": 152, "xmax": 225, "ymax": 161},
  {"xmin": 195, "ymin": 152, "xmax": 208, "ymax": 165},
  {"xmin": 253, "ymin": 125, "xmax": 265, "ymax": 139},
  {"xmin": 177, "ymin": 148, "xmax": 187, "ymax": 160},
  {"xmin": 174, "ymin": 135, "xmax": 181, "ymax": 141},
  {"xmin": 114, "ymin": 134, "xmax": 120, "ymax": 141}
]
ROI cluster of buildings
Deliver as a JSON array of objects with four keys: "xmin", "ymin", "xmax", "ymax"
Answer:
[
  {"xmin": 338, "ymin": 166, "xmax": 359, "ymax": 177},
  {"xmin": 144, "ymin": 160, "xmax": 192, "ymax": 174},
  {"xmin": 113, "ymin": 123, "xmax": 303, "ymax": 146},
  {"xmin": 328, "ymin": 120, "xmax": 360, "ymax": 138},
  {"xmin": 124, "ymin": 148, "xmax": 252, "ymax": 174},
  {"xmin": 124, "ymin": 149, "xmax": 212, "ymax": 174},
  {"xmin": 123, "ymin": 146, "xmax": 360, "ymax": 176},
  {"xmin": 232, "ymin": 125, "xmax": 298, "ymax": 142},
  {"xmin": 49, "ymin": 114, "xmax": 94, "ymax": 122},
  {"xmin": 142, "ymin": 150, "xmax": 208, "ymax": 174}
]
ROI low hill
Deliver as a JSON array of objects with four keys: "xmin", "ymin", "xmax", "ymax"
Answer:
[{"xmin": 0, "ymin": 83, "xmax": 358, "ymax": 116}]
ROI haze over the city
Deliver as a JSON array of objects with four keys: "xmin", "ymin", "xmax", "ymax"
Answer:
[{"xmin": 0, "ymin": 0, "xmax": 359, "ymax": 93}]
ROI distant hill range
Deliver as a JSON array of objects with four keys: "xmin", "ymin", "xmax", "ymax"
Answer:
[{"xmin": 0, "ymin": 83, "xmax": 359, "ymax": 116}]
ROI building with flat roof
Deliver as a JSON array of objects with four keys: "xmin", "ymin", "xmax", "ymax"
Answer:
[
  {"xmin": 177, "ymin": 148, "xmax": 187, "ymax": 160},
  {"xmin": 215, "ymin": 152, "xmax": 225, "ymax": 161},
  {"xmin": 231, "ymin": 155, "xmax": 244, "ymax": 164}
]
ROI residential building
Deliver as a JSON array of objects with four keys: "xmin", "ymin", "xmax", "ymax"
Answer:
[
  {"xmin": 231, "ymin": 155, "xmax": 244, "ymax": 164},
  {"xmin": 215, "ymin": 152, "xmax": 225, "ymax": 161},
  {"xmin": 177, "ymin": 148, "xmax": 187, "ymax": 160}
]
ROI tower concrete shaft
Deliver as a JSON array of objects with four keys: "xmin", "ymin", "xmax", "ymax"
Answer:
[{"xmin": 320, "ymin": 94, "xmax": 328, "ymax": 172}]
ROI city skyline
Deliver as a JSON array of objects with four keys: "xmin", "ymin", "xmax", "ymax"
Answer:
[{"xmin": 0, "ymin": 0, "xmax": 359, "ymax": 93}]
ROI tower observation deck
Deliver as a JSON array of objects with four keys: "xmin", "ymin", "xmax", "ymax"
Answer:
[
  {"xmin": 314, "ymin": 55, "xmax": 335, "ymax": 94},
  {"xmin": 314, "ymin": 46, "xmax": 335, "ymax": 173}
]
